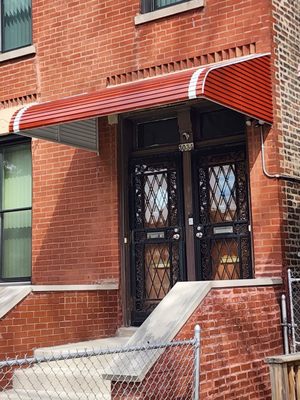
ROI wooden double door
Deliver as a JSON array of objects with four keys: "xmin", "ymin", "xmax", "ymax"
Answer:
[{"xmin": 129, "ymin": 146, "xmax": 252, "ymax": 325}]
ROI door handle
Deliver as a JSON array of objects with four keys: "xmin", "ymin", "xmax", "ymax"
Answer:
[{"xmin": 195, "ymin": 232, "xmax": 203, "ymax": 239}]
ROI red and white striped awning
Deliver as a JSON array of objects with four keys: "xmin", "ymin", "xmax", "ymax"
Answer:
[
  {"xmin": 8, "ymin": 53, "xmax": 272, "ymax": 150},
  {"xmin": 0, "ymin": 106, "xmax": 28, "ymax": 136}
]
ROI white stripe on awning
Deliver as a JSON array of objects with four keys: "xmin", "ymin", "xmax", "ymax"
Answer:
[{"xmin": 0, "ymin": 106, "xmax": 23, "ymax": 135}]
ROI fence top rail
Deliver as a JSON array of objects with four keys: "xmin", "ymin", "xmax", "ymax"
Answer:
[
  {"xmin": 288, "ymin": 277, "xmax": 300, "ymax": 283},
  {"xmin": 288, "ymin": 268, "xmax": 300, "ymax": 281},
  {"xmin": 0, "ymin": 338, "xmax": 196, "ymax": 369},
  {"xmin": 266, "ymin": 353, "xmax": 300, "ymax": 365}
]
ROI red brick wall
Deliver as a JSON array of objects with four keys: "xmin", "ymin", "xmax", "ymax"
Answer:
[
  {"xmin": 112, "ymin": 286, "xmax": 282, "ymax": 400},
  {"xmin": 31, "ymin": 0, "xmax": 273, "ymax": 101},
  {"xmin": 0, "ymin": 59, "xmax": 37, "ymax": 102},
  {"xmin": 31, "ymin": 118, "xmax": 119, "ymax": 284},
  {"xmin": 247, "ymin": 124, "xmax": 285, "ymax": 278},
  {"xmin": 1, "ymin": 0, "xmax": 274, "ymax": 104},
  {"xmin": 0, "ymin": 0, "xmax": 281, "ymax": 285},
  {"xmin": 272, "ymin": 0, "xmax": 300, "ymax": 271},
  {"xmin": 181, "ymin": 286, "xmax": 282, "ymax": 399},
  {"xmin": 0, "ymin": 290, "xmax": 118, "ymax": 359}
]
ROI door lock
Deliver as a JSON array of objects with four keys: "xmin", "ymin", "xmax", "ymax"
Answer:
[
  {"xmin": 195, "ymin": 232, "xmax": 203, "ymax": 239},
  {"xmin": 173, "ymin": 228, "xmax": 180, "ymax": 240}
]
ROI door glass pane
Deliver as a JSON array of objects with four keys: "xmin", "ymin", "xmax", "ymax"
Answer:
[
  {"xmin": 2, "ymin": 210, "xmax": 31, "ymax": 279},
  {"xmin": 211, "ymin": 238, "xmax": 240, "ymax": 280},
  {"xmin": 2, "ymin": 0, "xmax": 32, "ymax": 52},
  {"xmin": 145, "ymin": 244, "xmax": 171, "ymax": 301},
  {"xmin": 209, "ymin": 164, "xmax": 237, "ymax": 223},
  {"xmin": 2, "ymin": 144, "xmax": 32, "ymax": 210},
  {"xmin": 144, "ymin": 169, "xmax": 169, "ymax": 228}
]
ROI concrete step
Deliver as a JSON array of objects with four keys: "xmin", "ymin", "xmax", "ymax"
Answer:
[
  {"xmin": 1, "ymin": 332, "xmax": 136, "ymax": 400},
  {"xmin": 12, "ymin": 365, "xmax": 111, "ymax": 395},
  {"xmin": 116, "ymin": 326, "xmax": 138, "ymax": 337},
  {"xmin": 34, "ymin": 335, "xmax": 130, "ymax": 358},
  {"xmin": 0, "ymin": 389, "xmax": 110, "ymax": 400}
]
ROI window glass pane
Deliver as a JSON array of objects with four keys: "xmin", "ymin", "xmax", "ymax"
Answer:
[
  {"xmin": 2, "ymin": 0, "xmax": 32, "ymax": 52},
  {"xmin": 201, "ymin": 110, "xmax": 245, "ymax": 140},
  {"xmin": 192, "ymin": 108, "xmax": 245, "ymax": 142},
  {"xmin": 137, "ymin": 118, "xmax": 179, "ymax": 149},
  {"xmin": 154, "ymin": 0, "xmax": 184, "ymax": 9},
  {"xmin": 2, "ymin": 210, "xmax": 31, "ymax": 279},
  {"xmin": 2, "ymin": 143, "xmax": 32, "ymax": 210}
]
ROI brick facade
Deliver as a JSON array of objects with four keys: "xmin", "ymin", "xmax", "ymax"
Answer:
[
  {"xmin": 1, "ymin": 0, "xmax": 274, "ymax": 104},
  {"xmin": 182, "ymin": 287, "xmax": 282, "ymax": 399},
  {"xmin": 16, "ymin": 0, "xmax": 282, "ymax": 285},
  {"xmin": 31, "ymin": 118, "xmax": 119, "ymax": 285},
  {"xmin": 247, "ymin": 124, "xmax": 284, "ymax": 278},
  {"xmin": 0, "ymin": 0, "xmax": 285, "ymax": 288},
  {"xmin": 272, "ymin": 0, "xmax": 300, "ymax": 270},
  {"xmin": 112, "ymin": 286, "xmax": 282, "ymax": 400},
  {"xmin": 0, "ymin": 0, "xmax": 294, "ymax": 392},
  {"xmin": 0, "ymin": 290, "xmax": 118, "ymax": 359}
]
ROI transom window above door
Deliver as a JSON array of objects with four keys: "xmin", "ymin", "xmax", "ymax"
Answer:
[{"xmin": 134, "ymin": 108, "xmax": 245, "ymax": 151}]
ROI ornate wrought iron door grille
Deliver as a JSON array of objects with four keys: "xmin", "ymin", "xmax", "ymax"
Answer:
[
  {"xmin": 193, "ymin": 148, "xmax": 252, "ymax": 280},
  {"xmin": 130, "ymin": 154, "xmax": 185, "ymax": 325}
]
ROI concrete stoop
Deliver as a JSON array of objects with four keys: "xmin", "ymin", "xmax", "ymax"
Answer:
[
  {"xmin": 0, "ymin": 330, "xmax": 137, "ymax": 400},
  {"xmin": 0, "ymin": 280, "xmax": 281, "ymax": 399}
]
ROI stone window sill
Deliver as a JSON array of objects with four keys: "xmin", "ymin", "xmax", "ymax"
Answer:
[
  {"xmin": 135, "ymin": 0, "xmax": 204, "ymax": 25},
  {"xmin": 0, "ymin": 45, "xmax": 36, "ymax": 63}
]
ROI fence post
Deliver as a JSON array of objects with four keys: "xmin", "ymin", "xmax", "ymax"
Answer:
[
  {"xmin": 281, "ymin": 294, "xmax": 289, "ymax": 354},
  {"xmin": 288, "ymin": 269, "xmax": 297, "ymax": 353},
  {"xmin": 193, "ymin": 324, "xmax": 201, "ymax": 400}
]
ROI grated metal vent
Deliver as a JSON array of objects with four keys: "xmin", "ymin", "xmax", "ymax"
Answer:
[{"xmin": 17, "ymin": 118, "xmax": 99, "ymax": 152}]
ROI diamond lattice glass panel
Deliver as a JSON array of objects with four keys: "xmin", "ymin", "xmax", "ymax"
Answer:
[
  {"xmin": 144, "ymin": 244, "xmax": 171, "ymax": 301},
  {"xmin": 211, "ymin": 238, "xmax": 240, "ymax": 280},
  {"xmin": 144, "ymin": 171, "xmax": 169, "ymax": 228},
  {"xmin": 209, "ymin": 164, "xmax": 237, "ymax": 223}
]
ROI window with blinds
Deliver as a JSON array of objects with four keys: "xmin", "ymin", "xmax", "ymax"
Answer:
[
  {"xmin": 0, "ymin": 140, "xmax": 32, "ymax": 281},
  {"xmin": 142, "ymin": 0, "xmax": 189, "ymax": 13},
  {"xmin": 1, "ymin": 0, "xmax": 32, "ymax": 52}
]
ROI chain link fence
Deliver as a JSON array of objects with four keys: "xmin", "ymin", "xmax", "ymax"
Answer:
[
  {"xmin": 0, "ymin": 325, "xmax": 200, "ymax": 400},
  {"xmin": 288, "ymin": 268, "xmax": 300, "ymax": 353}
]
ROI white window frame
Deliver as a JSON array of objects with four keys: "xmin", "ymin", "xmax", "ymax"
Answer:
[
  {"xmin": 135, "ymin": 0, "xmax": 204, "ymax": 25},
  {"xmin": 0, "ymin": 0, "xmax": 35, "ymax": 62}
]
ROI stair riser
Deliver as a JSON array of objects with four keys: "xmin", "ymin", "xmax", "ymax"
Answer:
[
  {"xmin": 13, "ymin": 371, "xmax": 111, "ymax": 395},
  {"xmin": 27, "ymin": 356, "xmax": 113, "ymax": 371},
  {"xmin": 0, "ymin": 334, "xmax": 136, "ymax": 400},
  {"xmin": 33, "ymin": 335, "xmax": 132, "ymax": 359},
  {"xmin": 0, "ymin": 390, "xmax": 111, "ymax": 400}
]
